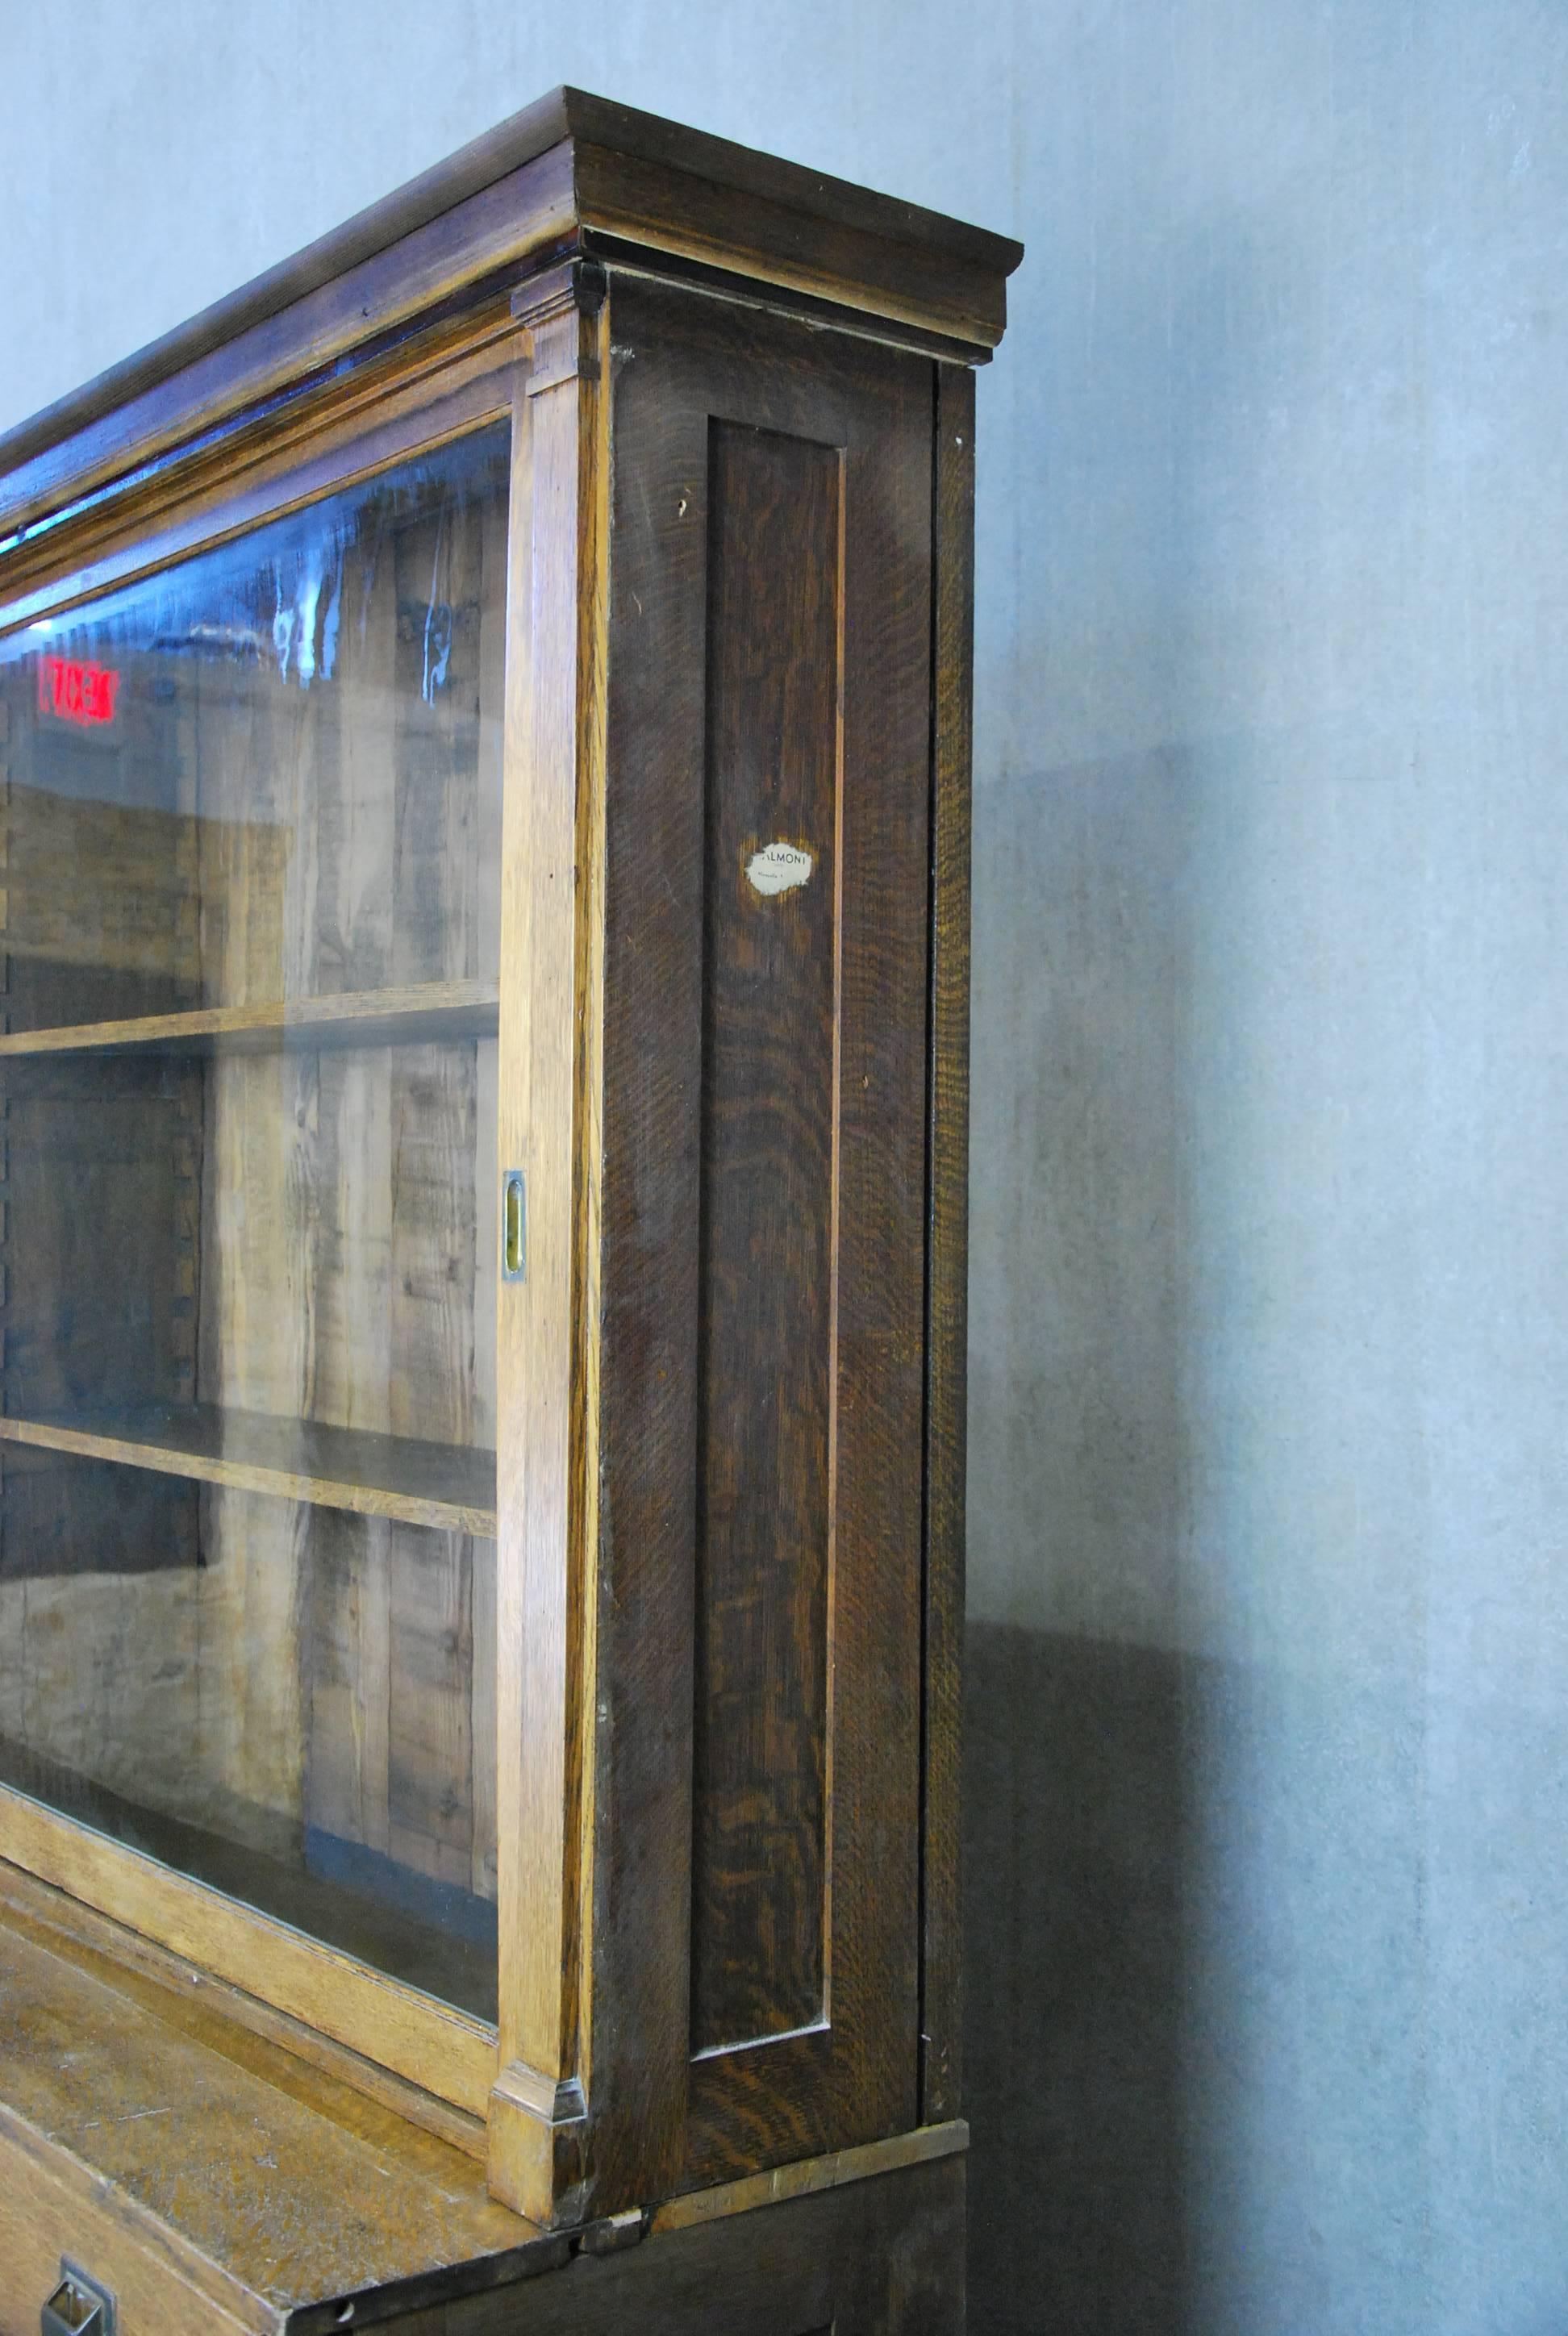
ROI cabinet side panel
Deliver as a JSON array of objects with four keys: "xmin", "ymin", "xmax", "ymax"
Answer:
[
  {"xmin": 598, "ymin": 280, "xmax": 932, "ymax": 2198},
  {"xmin": 690, "ymin": 423, "xmax": 840, "ymax": 2054}
]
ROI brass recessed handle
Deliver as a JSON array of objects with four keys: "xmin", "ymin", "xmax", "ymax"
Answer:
[{"xmin": 501, "ymin": 1168, "xmax": 527, "ymax": 1283}]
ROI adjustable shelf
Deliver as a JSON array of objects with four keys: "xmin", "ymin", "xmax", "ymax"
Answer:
[
  {"xmin": 0, "ymin": 978, "xmax": 501, "ymax": 1060},
  {"xmin": 0, "ymin": 1402, "xmax": 497, "ymax": 1536}
]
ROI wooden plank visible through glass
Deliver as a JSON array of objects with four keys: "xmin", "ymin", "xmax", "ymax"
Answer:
[
  {"xmin": 0, "ymin": 978, "xmax": 500, "ymax": 1058},
  {"xmin": 0, "ymin": 416, "xmax": 511, "ymax": 2032},
  {"xmin": 0, "ymin": 1403, "xmax": 497, "ymax": 1534},
  {"xmin": 0, "ymin": 1782, "xmax": 499, "ymax": 2102}
]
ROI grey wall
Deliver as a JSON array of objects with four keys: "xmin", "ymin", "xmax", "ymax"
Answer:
[{"xmin": 4, "ymin": 4, "xmax": 1565, "ymax": 2329}]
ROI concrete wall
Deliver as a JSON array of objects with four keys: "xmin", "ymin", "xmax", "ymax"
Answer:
[{"xmin": 5, "ymin": 4, "xmax": 1566, "ymax": 2326}]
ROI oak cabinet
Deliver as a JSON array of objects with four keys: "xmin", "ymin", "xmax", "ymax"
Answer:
[{"xmin": 0, "ymin": 88, "xmax": 1018, "ymax": 2330}]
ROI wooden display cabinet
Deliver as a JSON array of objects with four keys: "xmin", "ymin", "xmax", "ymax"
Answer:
[{"xmin": 0, "ymin": 90, "xmax": 1018, "ymax": 2332}]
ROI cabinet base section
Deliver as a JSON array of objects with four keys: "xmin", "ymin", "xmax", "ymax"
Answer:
[
  {"xmin": 0, "ymin": 1883, "xmax": 965, "ymax": 2334},
  {"xmin": 0, "ymin": 2141, "xmax": 962, "ymax": 2336},
  {"xmin": 0, "ymin": 2145, "xmax": 964, "ymax": 2336},
  {"xmin": 453, "ymin": 2152, "xmax": 966, "ymax": 2336}
]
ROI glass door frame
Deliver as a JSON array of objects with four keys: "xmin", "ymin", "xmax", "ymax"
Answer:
[{"xmin": 0, "ymin": 315, "xmax": 533, "ymax": 2128}]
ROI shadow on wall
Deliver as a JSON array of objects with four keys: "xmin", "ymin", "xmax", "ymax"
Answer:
[
  {"xmin": 957, "ymin": 148, "xmax": 1217, "ymax": 2307},
  {"xmin": 957, "ymin": 101, "xmax": 1284, "ymax": 2310},
  {"xmin": 965, "ymin": 1621, "xmax": 1191, "ymax": 2335},
  {"xmin": 958, "ymin": 725, "xmax": 1199, "ymax": 2334}
]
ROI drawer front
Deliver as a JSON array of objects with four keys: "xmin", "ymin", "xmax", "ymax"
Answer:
[{"xmin": 0, "ymin": 2117, "xmax": 256, "ymax": 2336}]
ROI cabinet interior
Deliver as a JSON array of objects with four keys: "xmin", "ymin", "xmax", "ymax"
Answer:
[{"xmin": 0, "ymin": 420, "xmax": 510, "ymax": 2019}]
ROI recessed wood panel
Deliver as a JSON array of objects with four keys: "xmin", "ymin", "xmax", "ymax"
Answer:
[
  {"xmin": 690, "ymin": 422, "xmax": 841, "ymax": 2054},
  {"xmin": 600, "ymin": 278, "xmax": 932, "ymax": 2194}
]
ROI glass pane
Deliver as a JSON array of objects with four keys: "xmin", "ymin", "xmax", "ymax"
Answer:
[
  {"xmin": 0, "ymin": 423, "xmax": 508, "ymax": 2021},
  {"xmin": 0, "ymin": 422, "xmax": 509, "ymax": 1026},
  {"xmin": 0, "ymin": 1491, "xmax": 498, "ymax": 2020}
]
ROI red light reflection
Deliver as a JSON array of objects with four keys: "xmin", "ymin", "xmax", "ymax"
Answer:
[{"xmin": 37, "ymin": 654, "xmax": 120, "ymax": 728}]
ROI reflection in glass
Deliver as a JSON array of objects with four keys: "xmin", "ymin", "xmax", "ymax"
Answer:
[{"xmin": 0, "ymin": 424, "xmax": 508, "ymax": 2019}]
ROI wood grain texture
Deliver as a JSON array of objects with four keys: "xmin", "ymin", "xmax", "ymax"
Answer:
[
  {"xmin": 690, "ymin": 421, "xmax": 840, "ymax": 2055},
  {"xmin": 0, "ymin": 1865, "xmax": 961, "ymax": 2331},
  {"xmin": 571, "ymin": 261, "xmax": 714, "ymax": 2223},
  {"xmin": 0, "ymin": 373, "xmax": 511, "ymax": 2134},
  {"xmin": 0, "ymin": 1856, "xmax": 488, "ymax": 2160},
  {"xmin": 0, "ymin": 86, "xmax": 1020, "ymax": 552},
  {"xmin": 0, "ymin": 136, "xmax": 575, "ymax": 551},
  {"xmin": 0, "ymin": 1785, "xmax": 498, "ymax": 2114},
  {"xmin": 0, "ymin": 1405, "xmax": 496, "ymax": 1533},
  {"xmin": 0, "ymin": 337, "xmax": 517, "ymax": 646},
  {"xmin": 573, "ymin": 140, "xmax": 1011, "ymax": 354},
  {"xmin": 597, "ymin": 278, "xmax": 931, "ymax": 2199},
  {"xmin": 0, "ymin": 2127, "xmax": 261, "ymax": 2336},
  {"xmin": 0, "ymin": 1897, "xmax": 548, "ymax": 2329},
  {"xmin": 0, "ymin": 689, "xmax": 208, "ymax": 1854},
  {"xmin": 488, "ymin": 275, "xmax": 604, "ymax": 2225},
  {"xmin": 920, "ymin": 365, "xmax": 975, "ymax": 2125},
  {"xmin": 0, "ymin": 108, "xmax": 1011, "ymax": 2255},
  {"xmin": 178, "ymin": 419, "xmax": 504, "ymax": 2008},
  {"xmin": 648, "ymin": 2116, "xmax": 966, "ymax": 2235},
  {"xmin": 0, "ymin": 980, "xmax": 500, "ymax": 1058},
  {"xmin": 393, "ymin": 2151, "xmax": 965, "ymax": 2336}
]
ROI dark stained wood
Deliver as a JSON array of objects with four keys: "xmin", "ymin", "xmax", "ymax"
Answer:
[
  {"xmin": 0, "ymin": 1863, "xmax": 963, "ymax": 2329},
  {"xmin": 573, "ymin": 260, "xmax": 706, "ymax": 2219},
  {"xmin": 597, "ymin": 278, "xmax": 930, "ymax": 2198},
  {"xmin": 578, "ymin": 234, "xmax": 999, "ymax": 369},
  {"xmin": 0, "ymin": 89, "xmax": 1015, "ymax": 2270},
  {"xmin": 920, "ymin": 365, "xmax": 976, "ymax": 2125},
  {"xmin": 400, "ymin": 2152, "xmax": 965, "ymax": 2335},
  {"xmin": 0, "ymin": 94, "xmax": 1020, "ymax": 559},
  {"xmin": 690, "ymin": 421, "xmax": 840, "ymax": 2054},
  {"xmin": 0, "ymin": 1403, "xmax": 496, "ymax": 1534},
  {"xmin": 571, "ymin": 139, "xmax": 1012, "ymax": 349}
]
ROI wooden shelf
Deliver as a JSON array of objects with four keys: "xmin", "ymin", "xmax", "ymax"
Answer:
[
  {"xmin": 0, "ymin": 1404, "xmax": 497, "ymax": 1537},
  {"xmin": 0, "ymin": 980, "xmax": 501, "ymax": 1060}
]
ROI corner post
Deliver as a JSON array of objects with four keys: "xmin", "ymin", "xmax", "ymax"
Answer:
[{"xmin": 920, "ymin": 361, "xmax": 976, "ymax": 2125}]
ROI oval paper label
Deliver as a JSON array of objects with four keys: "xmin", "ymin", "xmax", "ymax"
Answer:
[{"xmin": 746, "ymin": 841, "xmax": 814, "ymax": 898}]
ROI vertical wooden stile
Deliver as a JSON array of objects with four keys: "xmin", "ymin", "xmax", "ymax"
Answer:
[{"xmin": 488, "ymin": 260, "xmax": 609, "ymax": 2226}]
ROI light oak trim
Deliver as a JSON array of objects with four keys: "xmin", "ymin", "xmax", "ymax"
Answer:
[
  {"xmin": 0, "ymin": 1855, "xmax": 488, "ymax": 2161},
  {"xmin": 0, "ymin": 339, "xmax": 519, "ymax": 642},
  {"xmin": 0, "ymin": 1787, "xmax": 497, "ymax": 2117},
  {"xmin": 0, "ymin": 978, "xmax": 500, "ymax": 1058},
  {"xmin": 0, "ymin": 136, "xmax": 577, "ymax": 548},
  {"xmin": 650, "ymin": 2119, "xmax": 970, "ymax": 2235},
  {"xmin": 488, "ymin": 269, "xmax": 607, "ymax": 2225},
  {"xmin": 0, "ymin": 1406, "xmax": 497, "ymax": 1537}
]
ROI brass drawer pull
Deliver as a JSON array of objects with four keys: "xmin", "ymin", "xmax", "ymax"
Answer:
[{"xmin": 41, "ymin": 2261, "xmax": 115, "ymax": 2336}]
